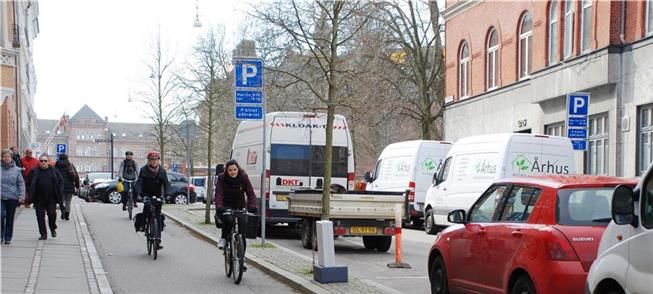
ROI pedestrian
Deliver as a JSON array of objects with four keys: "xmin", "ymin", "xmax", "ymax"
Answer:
[
  {"xmin": 28, "ymin": 153, "xmax": 64, "ymax": 240},
  {"xmin": 213, "ymin": 163, "xmax": 224, "ymax": 194},
  {"xmin": 9, "ymin": 146, "xmax": 22, "ymax": 169},
  {"xmin": 55, "ymin": 154, "xmax": 79, "ymax": 221},
  {"xmin": 118, "ymin": 151, "xmax": 139, "ymax": 210},
  {"xmin": 214, "ymin": 160, "xmax": 257, "ymax": 249},
  {"xmin": 1, "ymin": 149, "xmax": 26, "ymax": 245},
  {"xmin": 20, "ymin": 149, "xmax": 39, "ymax": 208}
]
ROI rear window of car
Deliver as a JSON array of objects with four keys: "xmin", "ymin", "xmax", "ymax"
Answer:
[
  {"xmin": 193, "ymin": 178, "xmax": 205, "ymax": 186},
  {"xmin": 557, "ymin": 188, "xmax": 615, "ymax": 226}
]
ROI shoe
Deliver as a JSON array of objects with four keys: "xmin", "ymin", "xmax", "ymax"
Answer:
[
  {"xmin": 39, "ymin": 236, "xmax": 47, "ymax": 240},
  {"xmin": 134, "ymin": 204, "xmax": 138, "ymax": 208},
  {"xmin": 157, "ymin": 244, "xmax": 163, "ymax": 250},
  {"xmin": 218, "ymin": 238, "xmax": 226, "ymax": 249},
  {"xmin": 4, "ymin": 240, "xmax": 10, "ymax": 245},
  {"xmin": 61, "ymin": 214, "xmax": 65, "ymax": 220},
  {"xmin": 51, "ymin": 231, "xmax": 57, "ymax": 238},
  {"xmin": 122, "ymin": 205, "xmax": 127, "ymax": 211}
]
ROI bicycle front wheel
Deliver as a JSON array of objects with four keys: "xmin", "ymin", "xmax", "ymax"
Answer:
[
  {"xmin": 146, "ymin": 223, "xmax": 152, "ymax": 255},
  {"xmin": 128, "ymin": 193, "xmax": 133, "ymax": 220},
  {"xmin": 152, "ymin": 218, "xmax": 159, "ymax": 260},
  {"xmin": 224, "ymin": 240, "xmax": 233, "ymax": 277},
  {"xmin": 232, "ymin": 234, "xmax": 245, "ymax": 284}
]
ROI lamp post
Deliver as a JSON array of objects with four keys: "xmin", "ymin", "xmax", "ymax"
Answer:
[{"xmin": 103, "ymin": 128, "xmax": 115, "ymax": 179}]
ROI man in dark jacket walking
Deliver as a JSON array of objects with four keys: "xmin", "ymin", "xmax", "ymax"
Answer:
[
  {"xmin": 55, "ymin": 154, "xmax": 80, "ymax": 221},
  {"xmin": 28, "ymin": 154, "xmax": 64, "ymax": 240},
  {"xmin": 9, "ymin": 146, "xmax": 22, "ymax": 168}
]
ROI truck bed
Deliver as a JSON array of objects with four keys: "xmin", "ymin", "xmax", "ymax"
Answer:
[{"xmin": 288, "ymin": 190, "xmax": 406, "ymax": 220}]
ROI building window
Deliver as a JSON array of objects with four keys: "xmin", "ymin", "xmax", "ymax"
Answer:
[
  {"xmin": 459, "ymin": 42, "xmax": 470, "ymax": 99},
  {"xmin": 587, "ymin": 113, "xmax": 609, "ymax": 175},
  {"xmin": 518, "ymin": 12, "xmax": 533, "ymax": 79},
  {"xmin": 639, "ymin": 105, "xmax": 653, "ymax": 175},
  {"xmin": 545, "ymin": 122, "xmax": 566, "ymax": 137},
  {"xmin": 647, "ymin": 0, "xmax": 653, "ymax": 35},
  {"xmin": 549, "ymin": 0, "xmax": 559, "ymax": 65},
  {"xmin": 580, "ymin": 0, "xmax": 592, "ymax": 52},
  {"xmin": 486, "ymin": 28, "xmax": 499, "ymax": 90},
  {"xmin": 564, "ymin": 0, "xmax": 575, "ymax": 58}
]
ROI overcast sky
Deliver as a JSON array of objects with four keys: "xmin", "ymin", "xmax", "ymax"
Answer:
[{"xmin": 33, "ymin": 0, "xmax": 252, "ymax": 123}]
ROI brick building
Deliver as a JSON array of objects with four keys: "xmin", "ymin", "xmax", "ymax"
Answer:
[{"xmin": 443, "ymin": 0, "xmax": 653, "ymax": 177}]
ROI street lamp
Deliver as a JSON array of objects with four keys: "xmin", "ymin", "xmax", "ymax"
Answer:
[
  {"xmin": 103, "ymin": 128, "xmax": 115, "ymax": 179},
  {"xmin": 193, "ymin": 0, "xmax": 202, "ymax": 27}
]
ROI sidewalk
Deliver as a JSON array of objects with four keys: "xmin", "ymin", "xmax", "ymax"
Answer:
[
  {"xmin": 1, "ymin": 199, "xmax": 112, "ymax": 294},
  {"xmin": 163, "ymin": 205, "xmax": 399, "ymax": 294}
]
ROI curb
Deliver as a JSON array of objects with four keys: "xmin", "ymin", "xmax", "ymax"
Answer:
[
  {"xmin": 162, "ymin": 210, "xmax": 328, "ymax": 294},
  {"xmin": 75, "ymin": 204, "xmax": 114, "ymax": 294}
]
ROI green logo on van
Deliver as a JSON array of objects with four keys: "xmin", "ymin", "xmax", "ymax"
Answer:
[
  {"xmin": 512, "ymin": 154, "xmax": 570, "ymax": 174},
  {"xmin": 422, "ymin": 158, "xmax": 437, "ymax": 172},
  {"xmin": 513, "ymin": 155, "xmax": 530, "ymax": 171}
]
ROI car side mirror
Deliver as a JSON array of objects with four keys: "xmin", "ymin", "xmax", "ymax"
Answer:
[
  {"xmin": 433, "ymin": 172, "xmax": 442, "ymax": 186},
  {"xmin": 448, "ymin": 209, "xmax": 467, "ymax": 224},
  {"xmin": 364, "ymin": 171, "xmax": 372, "ymax": 183},
  {"xmin": 612, "ymin": 185, "xmax": 637, "ymax": 227}
]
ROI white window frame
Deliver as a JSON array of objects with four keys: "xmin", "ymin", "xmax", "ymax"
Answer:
[
  {"xmin": 545, "ymin": 122, "xmax": 566, "ymax": 137},
  {"xmin": 549, "ymin": 1, "xmax": 559, "ymax": 65},
  {"xmin": 638, "ymin": 105, "xmax": 653, "ymax": 175},
  {"xmin": 459, "ymin": 42, "xmax": 470, "ymax": 99},
  {"xmin": 564, "ymin": 0, "xmax": 575, "ymax": 59},
  {"xmin": 587, "ymin": 113, "xmax": 609, "ymax": 175},
  {"xmin": 580, "ymin": 0, "xmax": 593, "ymax": 53},
  {"xmin": 486, "ymin": 29, "xmax": 499, "ymax": 90},
  {"xmin": 518, "ymin": 13, "xmax": 533, "ymax": 80},
  {"xmin": 647, "ymin": 0, "xmax": 653, "ymax": 36}
]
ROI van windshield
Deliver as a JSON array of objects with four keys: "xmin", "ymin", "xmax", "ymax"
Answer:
[
  {"xmin": 271, "ymin": 144, "xmax": 348, "ymax": 177},
  {"xmin": 193, "ymin": 178, "xmax": 206, "ymax": 186},
  {"xmin": 556, "ymin": 188, "xmax": 615, "ymax": 226}
]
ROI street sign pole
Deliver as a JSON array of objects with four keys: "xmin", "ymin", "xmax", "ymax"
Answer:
[{"xmin": 260, "ymin": 99, "xmax": 266, "ymax": 246}]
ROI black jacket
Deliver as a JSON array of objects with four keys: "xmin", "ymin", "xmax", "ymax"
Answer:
[
  {"xmin": 135, "ymin": 165, "xmax": 170, "ymax": 197},
  {"xmin": 55, "ymin": 160, "xmax": 80, "ymax": 194},
  {"xmin": 28, "ymin": 167, "xmax": 64, "ymax": 206},
  {"xmin": 12, "ymin": 153, "xmax": 22, "ymax": 168}
]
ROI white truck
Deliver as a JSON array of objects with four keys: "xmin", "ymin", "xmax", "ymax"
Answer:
[{"xmin": 288, "ymin": 189, "xmax": 408, "ymax": 252}]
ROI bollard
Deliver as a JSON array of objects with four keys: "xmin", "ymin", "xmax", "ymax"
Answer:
[{"xmin": 388, "ymin": 203, "xmax": 411, "ymax": 268}]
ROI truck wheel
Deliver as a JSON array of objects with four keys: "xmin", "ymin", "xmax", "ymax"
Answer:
[
  {"xmin": 311, "ymin": 221, "xmax": 318, "ymax": 251},
  {"xmin": 412, "ymin": 218, "xmax": 424, "ymax": 229},
  {"xmin": 375, "ymin": 236, "xmax": 392, "ymax": 252},
  {"xmin": 300, "ymin": 219, "xmax": 313, "ymax": 249},
  {"xmin": 362, "ymin": 236, "xmax": 376, "ymax": 250},
  {"xmin": 425, "ymin": 209, "xmax": 438, "ymax": 235}
]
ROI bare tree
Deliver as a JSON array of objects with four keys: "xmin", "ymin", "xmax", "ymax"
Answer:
[{"xmin": 177, "ymin": 26, "xmax": 232, "ymax": 223}]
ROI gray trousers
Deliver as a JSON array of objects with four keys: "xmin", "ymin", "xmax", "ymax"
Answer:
[{"xmin": 62, "ymin": 193, "xmax": 73, "ymax": 214}]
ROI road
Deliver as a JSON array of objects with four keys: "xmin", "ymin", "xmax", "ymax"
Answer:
[
  {"xmin": 80, "ymin": 202, "xmax": 296, "ymax": 294},
  {"xmin": 265, "ymin": 223, "xmax": 436, "ymax": 293}
]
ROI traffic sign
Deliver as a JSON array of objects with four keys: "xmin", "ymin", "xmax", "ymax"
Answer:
[
  {"xmin": 235, "ymin": 105, "xmax": 264, "ymax": 120},
  {"xmin": 235, "ymin": 90, "xmax": 264, "ymax": 104},
  {"xmin": 568, "ymin": 128, "xmax": 588, "ymax": 139},
  {"xmin": 234, "ymin": 59, "xmax": 263, "ymax": 88},
  {"xmin": 172, "ymin": 162, "xmax": 178, "ymax": 173},
  {"xmin": 56, "ymin": 144, "xmax": 67, "ymax": 154},
  {"xmin": 571, "ymin": 140, "xmax": 587, "ymax": 151},
  {"xmin": 566, "ymin": 92, "xmax": 590, "ymax": 151},
  {"xmin": 568, "ymin": 117, "xmax": 588, "ymax": 127},
  {"xmin": 568, "ymin": 93, "xmax": 589, "ymax": 116}
]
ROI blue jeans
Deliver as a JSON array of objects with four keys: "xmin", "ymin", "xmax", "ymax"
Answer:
[{"xmin": 1, "ymin": 199, "xmax": 19, "ymax": 242}]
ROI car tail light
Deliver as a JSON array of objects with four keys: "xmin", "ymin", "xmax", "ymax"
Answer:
[
  {"xmin": 546, "ymin": 230, "xmax": 579, "ymax": 261},
  {"xmin": 334, "ymin": 227, "xmax": 346, "ymax": 235},
  {"xmin": 347, "ymin": 172, "xmax": 355, "ymax": 190},
  {"xmin": 383, "ymin": 227, "xmax": 395, "ymax": 235},
  {"xmin": 188, "ymin": 184, "xmax": 195, "ymax": 192},
  {"xmin": 408, "ymin": 181, "xmax": 416, "ymax": 202}
]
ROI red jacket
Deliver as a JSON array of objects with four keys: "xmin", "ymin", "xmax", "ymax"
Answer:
[{"xmin": 21, "ymin": 156, "xmax": 39, "ymax": 180}]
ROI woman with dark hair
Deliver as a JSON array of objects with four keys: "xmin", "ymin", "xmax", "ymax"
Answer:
[
  {"xmin": 214, "ymin": 160, "xmax": 257, "ymax": 249},
  {"xmin": 55, "ymin": 154, "xmax": 80, "ymax": 220}
]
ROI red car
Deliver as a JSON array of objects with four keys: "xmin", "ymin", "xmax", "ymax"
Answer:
[{"xmin": 427, "ymin": 175, "xmax": 638, "ymax": 294}]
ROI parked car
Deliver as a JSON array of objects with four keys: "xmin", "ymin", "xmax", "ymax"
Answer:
[
  {"xmin": 190, "ymin": 176, "xmax": 208, "ymax": 203},
  {"xmin": 364, "ymin": 140, "xmax": 452, "ymax": 227},
  {"xmin": 586, "ymin": 168, "xmax": 653, "ymax": 294},
  {"xmin": 423, "ymin": 133, "xmax": 577, "ymax": 234},
  {"xmin": 79, "ymin": 172, "xmax": 113, "ymax": 202},
  {"xmin": 92, "ymin": 172, "xmax": 196, "ymax": 204},
  {"xmin": 427, "ymin": 175, "xmax": 637, "ymax": 294}
]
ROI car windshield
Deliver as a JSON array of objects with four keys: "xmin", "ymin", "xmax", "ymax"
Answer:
[
  {"xmin": 557, "ymin": 188, "xmax": 616, "ymax": 226},
  {"xmin": 193, "ymin": 178, "xmax": 205, "ymax": 186},
  {"xmin": 88, "ymin": 173, "xmax": 112, "ymax": 182}
]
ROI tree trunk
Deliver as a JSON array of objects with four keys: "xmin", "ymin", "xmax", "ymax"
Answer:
[{"xmin": 321, "ymin": 104, "xmax": 335, "ymax": 221}]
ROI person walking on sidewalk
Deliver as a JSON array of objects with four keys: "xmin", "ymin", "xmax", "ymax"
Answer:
[
  {"xmin": 55, "ymin": 154, "xmax": 79, "ymax": 221},
  {"xmin": 118, "ymin": 151, "xmax": 139, "ymax": 211},
  {"xmin": 28, "ymin": 154, "xmax": 64, "ymax": 240},
  {"xmin": 9, "ymin": 146, "xmax": 22, "ymax": 169},
  {"xmin": 214, "ymin": 160, "xmax": 257, "ymax": 249},
  {"xmin": 1, "ymin": 149, "xmax": 26, "ymax": 245},
  {"xmin": 20, "ymin": 149, "xmax": 38, "ymax": 208}
]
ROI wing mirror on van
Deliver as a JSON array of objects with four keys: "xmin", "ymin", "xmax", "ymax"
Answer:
[
  {"xmin": 612, "ymin": 185, "xmax": 638, "ymax": 227},
  {"xmin": 363, "ymin": 171, "xmax": 372, "ymax": 183},
  {"xmin": 448, "ymin": 209, "xmax": 467, "ymax": 224},
  {"xmin": 433, "ymin": 172, "xmax": 442, "ymax": 186}
]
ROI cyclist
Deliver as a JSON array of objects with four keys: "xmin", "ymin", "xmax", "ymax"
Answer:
[
  {"xmin": 215, "ymin": 159, "xmax": 257, "ymax": 250},
  {"xmin": 118, "ymin": 151, "xmax": 139, "ymax": 211},
  {"xmin": 136, "ymin": 151, "xmax": 170, "ymax": 250}
]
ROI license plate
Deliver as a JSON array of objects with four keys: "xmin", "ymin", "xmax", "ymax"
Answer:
[
  {"xmin": 350, "ymin": 226, "xmax": 377, "ymax": 234},
  {"xmin": 276, "ymin": 194, "xmax": 288, "ymax": 201}
]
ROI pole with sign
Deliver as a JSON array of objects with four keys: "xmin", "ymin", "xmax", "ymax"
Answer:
[
  {"xmin": 233, "ymin": 57, "xmax": 266, "ymax": 245},
  {"xmin": 566, "ymin": 92, "xmax": 590, "ymax": 151}
]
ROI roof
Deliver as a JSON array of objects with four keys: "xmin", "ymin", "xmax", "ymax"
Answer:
[
  {"xmin": 498, "ymin": 175, "xmax": 639, "ymax": 189},
  {"xmin": 70, "ymin": 104, "xmax": 105, "ymax": 124}
]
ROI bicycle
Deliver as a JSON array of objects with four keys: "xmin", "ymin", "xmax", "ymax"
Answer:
[
  {"xmin": 120, "ymin": 178, "xmax": 137, "ymax": 220},
  {"xmin": 143, "ymin": 196, "xmax": 163, "ymax": 260},
  {"xmin": 222, "ymin": 208, "xmax": 254, "ymax": 284}
]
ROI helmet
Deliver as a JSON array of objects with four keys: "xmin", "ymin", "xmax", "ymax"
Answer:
[
  {"xmin": 147, "ymin": 151, "xmax": 160, "ymax": 159},
  {"xmin": 125, "ymin": 151, "xmax": 133, "ymax": 156}
]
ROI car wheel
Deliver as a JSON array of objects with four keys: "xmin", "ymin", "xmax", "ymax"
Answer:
[
  {"xmin": 174, "ymin": 193, "xmax": 188, "ymax": 204},
  {"xmin": 108, "ymin": 190, "xmax": 122, "ymax": 204},
  {"xmin": 425, "ymin": 209, "xmax": 438, "ymax": 235},
  {"xmin": 362, "ymin": 236, "xmax": 377, "ymax": 250},
  {"xmin": 429, "ymin": 255, "xmax": 449, "ymax": 294},
  {"xmin": 300, "ymin": 219, "xmax": 313, "ymax": 249},
  {"xmin": 412, "ymin": 218, "xmax": 424, "ymax": 229},
  {"xmin": 511, "ymin": 275, "xmax": 536, "ymax": 294},
  {"xmin": 375, "ymin": 236, "xmax": 392, "ymax": 252}
]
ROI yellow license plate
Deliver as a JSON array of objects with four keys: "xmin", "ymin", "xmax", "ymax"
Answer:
[
  {"xmin": 350, "ymin": 227, "xmax": 378, "ymax": 234},
  {"xmin": 276, "ymin": 194, "xmax": 288, "ymax": 201}
]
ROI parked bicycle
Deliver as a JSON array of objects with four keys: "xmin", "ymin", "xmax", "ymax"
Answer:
[{"xmin": 222, "ymin": 208, "xmax": 255, "ymax": 284}]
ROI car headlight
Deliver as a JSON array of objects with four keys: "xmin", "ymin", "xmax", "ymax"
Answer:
[{"xmin": 96, "ymin": 183, "xmax": 109, "ymax": 189}]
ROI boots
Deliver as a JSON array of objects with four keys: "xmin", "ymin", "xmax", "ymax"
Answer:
[{"xmin": 64, "ymin": 211, "xmax": 70, "ymax": 221}]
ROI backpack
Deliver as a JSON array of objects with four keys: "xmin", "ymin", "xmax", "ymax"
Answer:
[{"xmin": 124, "ymin": 160, "xmax": 135, "ymax": 174}]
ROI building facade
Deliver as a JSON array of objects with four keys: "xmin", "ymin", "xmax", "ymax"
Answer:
[
  {"xmin": 37, "ymin": 105, "xmax": 186, "ymax": 176},
  {"xmin": 443, "ymin": 0, "xmax": 653, "ymax": 177},
  {"xmin": 1, "ymin": 0, "xmax": 40, "ymax": 150}
]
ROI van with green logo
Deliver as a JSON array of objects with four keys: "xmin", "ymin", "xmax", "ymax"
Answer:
[
  {"xmin": 364, "ymin": 140, "xmax": 452, "ymax": 227},
  {"xmin": 423, "ymin": 133, "xmax": 577, "ymax": 234}
]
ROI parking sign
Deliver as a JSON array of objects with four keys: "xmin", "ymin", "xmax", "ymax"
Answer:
[
  {"xmin": 234, "ymin": 59, "xmax": 263, "ymax": 88},
  {"xmin": 566, "ymin": 93, "xmax": 590, "ymax": 151},
  {"xmin": 56, "ymin": 144, "xmax": 67, "ymax": 154}
]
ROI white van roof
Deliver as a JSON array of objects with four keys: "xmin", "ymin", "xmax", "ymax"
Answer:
[
  {"xmin": 381, "ymin": 140, "xmax": 452, "ymax": 155},
  {"xmin": 450, "ymin": 133, "xmax": 570, "ymax": 153}
]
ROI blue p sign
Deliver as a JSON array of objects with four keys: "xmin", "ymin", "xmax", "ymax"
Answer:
[
  {"xmin": 234, "ymin": 59, "xmax": 263, "ymax": 88},
  {"xmin": 56, "ymin": 144, "xmax": 67, "ymax": 154},
  {"xmin": 568, "ymin": 94, "xmax": 589, "ymax": 116}
]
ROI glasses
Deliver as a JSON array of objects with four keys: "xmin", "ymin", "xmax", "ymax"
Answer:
[
  {"xmin": 148, "ymin": 158, "xmax": 159, "ymax": 161},
  {"xmin": 39, "ymin": 160, "xmax": 48, "ymax": 163}
]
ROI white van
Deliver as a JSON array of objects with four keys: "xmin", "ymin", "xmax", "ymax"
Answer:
[
  {"xmin": 231, "ymin": 112, "xmax": 355, "ymax": 225},
  {"xmin": 190, "ymin": 176, "xmax": 208, "ymax": 203},
  {"xmin": 364, "ymin": 140, "xmax": 452, "ymax": 226},
  {"xmin": 423, "ymin": 133, "xmax": 577, "ymax": 234},
  {"xmin": 586, "ymin": 166, "xmax": 653, "ymax": 294}
]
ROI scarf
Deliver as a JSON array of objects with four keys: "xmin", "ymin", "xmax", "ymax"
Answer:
[
  {"xmin": 224, "ymin": 172, "xmax": 243, "ymax": 190},
  {"xmin": 148, "ymin": 164, "xmax": 159, "ymax": 174}
]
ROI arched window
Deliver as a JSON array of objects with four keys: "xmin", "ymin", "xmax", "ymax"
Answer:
[
  {"xmin": 549, "ymin": 1, "xmax": 559, "ymax": 64},
  {"xmin": 580, "ymin": 0, "xmax": 593, "ymax": 52},
  {"xmin": 519, "ymin": 13, "xmax": 533, "ymax": 79},
  {"xmin": 459, "ymin": 42, "xmax": 470, "ymax": 98},
  {"xmin": 486, "ymin": 28, "xmax": 499, "ymax": 90},
  {"xmin": 564, "ymin": 0, "xmax": 575, "ymax": 58}
]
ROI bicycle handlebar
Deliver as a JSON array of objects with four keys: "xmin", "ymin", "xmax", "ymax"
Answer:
[{"xmin": 222, "ymin": 208, "xmax": 256, "ymax": 217}]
